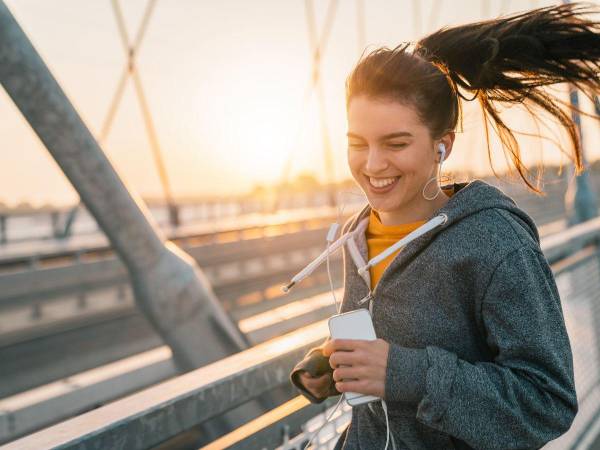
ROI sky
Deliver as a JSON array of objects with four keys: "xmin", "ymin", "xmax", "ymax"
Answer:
[{"xmin": 2, "ymin": 0, "xmax": 600, "ymax": 207}]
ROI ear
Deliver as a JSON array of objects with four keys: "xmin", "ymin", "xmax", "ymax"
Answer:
[{"xmin": 439, "ymin": 131, "xmax": 455, "ymax": 162}]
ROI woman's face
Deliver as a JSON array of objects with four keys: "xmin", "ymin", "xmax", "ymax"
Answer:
[{"xmin": 346, "ymin": 95, "xmax": 448, "ymax": 223}]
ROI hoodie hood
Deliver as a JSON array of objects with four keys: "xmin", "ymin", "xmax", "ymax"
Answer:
[
  {"xmin": 346, "ymin": 179, "xmax": 539, "ymax": 244},
  {"xmin": 342, "ymin": 179, "xmax": 540, "ymax": 292}
]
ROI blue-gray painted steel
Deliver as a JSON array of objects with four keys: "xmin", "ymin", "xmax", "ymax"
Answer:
[{"xmin": 565, "ymin": 87, "xmax": 598, "ymax": 226}]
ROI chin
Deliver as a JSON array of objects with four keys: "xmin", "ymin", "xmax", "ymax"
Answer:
[{"xmin": 366, "ymin": 197, "xmax": 399, "ymax": 213}]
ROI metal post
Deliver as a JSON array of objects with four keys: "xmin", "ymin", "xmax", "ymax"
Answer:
[
  {"xmin": 0, "ymin": 1, "xmax": 247, "ymax": 370},
  {"xmin": 50, "ymin": 210, "xmax": 60, "ymax": 238},
  {"xmin": 0, "ymin": 214, "xmax": 6, "ymax": 244},
  {"xmin": 61, "ymin": 205, "xmax": 79, "ymax": 239},
  {"xmin": 564, "ymin": 87, "xmax": 598, "ymax": 226}
]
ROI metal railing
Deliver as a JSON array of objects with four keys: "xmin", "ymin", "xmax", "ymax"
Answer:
[
  {"xmin": 0, "ymin": 214, "xmax": 341, "ymax": 341},
  {"xmin": 5, "ymin": 217, "xmax": 600, "ymax": 449},
  {"xmin": 0, "ymin": 193, "xmax": 361, "ymax": 245},
  {"xmin": 2, "ymin": 321, "xmax": 332, "ymax": 449},
  {"xmin": 0, "ymin": 217, "xmax": 345, "ymax": 400}
]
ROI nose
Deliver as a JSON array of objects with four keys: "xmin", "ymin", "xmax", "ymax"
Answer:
[{"xmin": 365, "ymin": 147, "xmax": 389, "ymax": 175}]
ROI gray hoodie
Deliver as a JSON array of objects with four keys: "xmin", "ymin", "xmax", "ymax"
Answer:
[{"xmin": 290, "ymin": 179, "xmax": 577, "ymax": 450}]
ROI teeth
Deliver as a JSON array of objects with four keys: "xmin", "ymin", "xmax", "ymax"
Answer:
[{"xmin": 369, "ymin": 176, "xmax": 398, "ymax": 188}]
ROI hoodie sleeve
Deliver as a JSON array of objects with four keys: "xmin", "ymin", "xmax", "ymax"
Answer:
[
  {"xmin": 289, "ymin": 339, "xmax": 342, "ymax": 403},
  {"xmin": 288, "ymin": 211, "xmax": 363, "ymax": 403},
  {"xmin": 385, "ymin": 244, "xmax": 578, "ymax": 449}
]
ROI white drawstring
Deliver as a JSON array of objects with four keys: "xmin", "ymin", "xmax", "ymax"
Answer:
[
  {"xmin": 357, "ymin": 213, "xmax": 448, "ymax": 278},
  {"xmin": 296, "ymin": 209, "xmax": 447, "ymax": 448},
  {"xmin": 284, "ymin": 213, "xmax": 447, "ymax": 293},
  {"xmin": 282, "ymin": 229, "xmax": 355, "ymax": 292}
]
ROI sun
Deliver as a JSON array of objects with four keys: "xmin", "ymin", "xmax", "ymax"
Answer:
[
  {"xmin": 184, "ymin": 59, "xmax": 328, "ymax": 193},
  {"xmin": 221, "ymin": 98, "xmax": 294, "ymax": 183}
]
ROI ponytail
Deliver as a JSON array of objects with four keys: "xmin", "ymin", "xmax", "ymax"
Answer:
[{"xmin": 347, "ymin": 3, "xmax": 600, "ymax": 193}]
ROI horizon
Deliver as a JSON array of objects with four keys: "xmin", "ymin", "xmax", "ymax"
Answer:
[
  {"xmin": 3, "ymin": 0, "xmax": 600, "ymax": 208},
  {"xmin": 0, "ymin": 160, "xmax": 587, "ymax": 213}
]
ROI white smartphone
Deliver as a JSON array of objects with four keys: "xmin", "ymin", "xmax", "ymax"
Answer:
[{"xmin": 328, "ymin": 308, "xmax": 380, "ymax": 406}]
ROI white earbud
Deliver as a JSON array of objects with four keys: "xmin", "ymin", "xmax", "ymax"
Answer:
[{"xmin": 438, "ymin": 143, "xmax": 446, "ymax": 163}]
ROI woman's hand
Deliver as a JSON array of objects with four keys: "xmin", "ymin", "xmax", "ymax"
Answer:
[
  {"xmin": 322, "ymin": 338, "xmax": 390, "ymax": 398},
  {"xmin": 297, "ymin": 371, "xmax": 333, "ymax": 400}
]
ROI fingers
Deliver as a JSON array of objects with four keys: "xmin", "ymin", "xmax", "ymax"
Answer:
[
  {"xmin": 322, "ymin": 338, "xmax": 367, "ymax": 357},
  {"xmin": 332, "ymin": 365, "xmax": 366, "ymax": 382},
  {"xmin": 329, "ymin": 349, "xmax": 366, "ymax": 369}
]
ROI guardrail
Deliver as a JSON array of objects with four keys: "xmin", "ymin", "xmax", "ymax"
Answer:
[
  {"xmin": 0, "ymin": 214, "xmax": 343, "ymax": 343},
  {"xmin": 0, "ymin": 219, "xmax": 345, "ymax": 399},
  {"xmin": 0, "ymin": 193, "xmax": 361, "ymax": 245},
  {"xmin": 0, "ymin": 206, "xmax": 347, "ymax": 266},
  {"xmin": 2, "ymin": 321, "xmax": 331, "ymax": 450},
  {"xmin": 6, "ymin": 215, "xmax": 600, "ymax": 449},
  {"xmin": 0, "ymin": 290, "xmax": 342, "ymax": 444}
]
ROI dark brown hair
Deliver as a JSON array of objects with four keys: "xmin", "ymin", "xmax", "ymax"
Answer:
[{"xmin": 345, "ymin": 3, "xmax": 600, "ymax": 192}]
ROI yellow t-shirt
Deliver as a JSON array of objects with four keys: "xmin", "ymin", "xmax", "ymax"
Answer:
[{"xmin": 367, "ymin": 186, "xmax": 455, "ymax": 290}]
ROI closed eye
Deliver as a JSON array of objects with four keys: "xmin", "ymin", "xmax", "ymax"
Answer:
[{"xmin": 348, "ymin": 142, "xmax": 407, "ymax": 149}]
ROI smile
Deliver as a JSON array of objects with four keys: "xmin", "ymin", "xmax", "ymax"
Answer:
[{"xmin": 365, "ymin": 175, "xmax": 401, "ymax": 193}]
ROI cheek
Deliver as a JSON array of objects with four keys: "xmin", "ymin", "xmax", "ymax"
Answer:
[
  {"xmin": 392, "ymin": 152, "xmax": 428, "ymax": 177},
  {"xmin": 347, "ymin": 152, "xmax": 364, "ymax": 176}
]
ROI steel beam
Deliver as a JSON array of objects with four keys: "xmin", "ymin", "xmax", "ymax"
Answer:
[
  {"xmin": 0, "ymin": 0, "xmax": 246, "ymax": 371},
  {"xmin": 564, "ymin": 82, "xmax": 598, "ymax": 226}
]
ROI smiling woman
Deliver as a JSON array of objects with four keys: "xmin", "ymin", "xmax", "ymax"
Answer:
[
  {"xmin": 288, "ymin": 4, "xmax": 600, "ymax": 450},
  {"xmin": 346, "ymin": 96, "xmax": 454, "ymax": 225}
]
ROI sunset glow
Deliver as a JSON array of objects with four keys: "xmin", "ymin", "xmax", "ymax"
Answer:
[{"xmin": 2, "ymin": 0, "xmax": 600, "ymax": 208}]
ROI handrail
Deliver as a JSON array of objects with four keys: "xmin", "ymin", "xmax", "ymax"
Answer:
[
  {"xmin": 7, "ymin": 218, "xmax": 600, "ymax": 449},
  {"xmin": 0, "ymin": 227, "xmax": 332, "ymax": 305},
  {"xmin": 2, "ymin": 321, "xmax": 330, "ymax": 450},
  {"xmin": 0, "ymin": 208, "xmax": 344, "ymax": 266},
  {"xmin": 201, "ymin": 395, "xmax": 339, "ymax": 450},
  {"xmin": 541, "ymin": 216, "xmax": 600, "ymax": 263}
]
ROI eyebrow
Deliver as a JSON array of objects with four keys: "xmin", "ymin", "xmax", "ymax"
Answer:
[{"xmin": 346, "ymin": 131, "xmax": 413, "ymax": 140}]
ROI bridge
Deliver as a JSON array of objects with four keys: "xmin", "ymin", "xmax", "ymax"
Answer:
[{"xmin": 2, "ymin": 0, "xmax": 600, "ymax": 449}]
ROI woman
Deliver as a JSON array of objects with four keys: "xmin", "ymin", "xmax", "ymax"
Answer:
[{"xmin": 289, "ymin": 3, "xmax": 600, "ymax": 449}]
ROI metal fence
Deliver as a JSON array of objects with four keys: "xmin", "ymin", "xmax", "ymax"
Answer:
[
  {"xmin": 278, "ymin": 402, "xmax": 351, "ymax": 450},
  {"xmin": 5, "ymin": 218, "xmax": 600, "ymax": 449},
  {"xmin": 545, "ymin": 250, "xmax": 600, "ymax": 449},
  {"xmin": 7, "ymin": 219, "xmax": 600, "ymax": 450}
]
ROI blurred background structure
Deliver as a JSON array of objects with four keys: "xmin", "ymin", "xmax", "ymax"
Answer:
[{"xmin": 2, "ymin": 0, "xmax": 600, "ymax": 448}]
